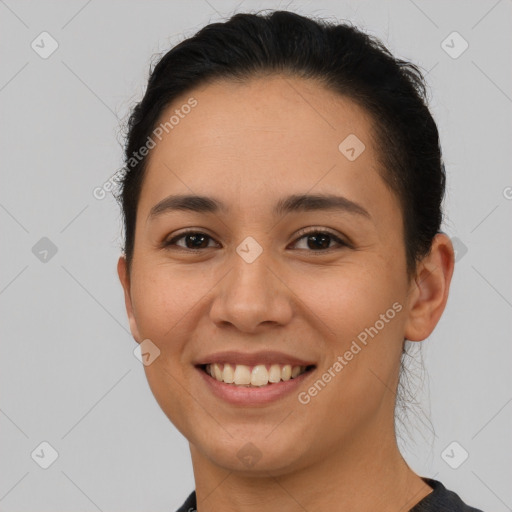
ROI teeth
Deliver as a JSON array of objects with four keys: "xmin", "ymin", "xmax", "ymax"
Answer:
[
  {"xmin": 233, "ymin": 364, "xmax": 251, "ymax": 385},
  {"xmin": 251, "ymin": 365, "xmax": 268, "ymax": 386},
  {"xmin": 268, "ymin": 364, "xmax": 282, "ymax": 383},
  {"xmin": 213, "ymin": 363, "xmax": 223, "ymax": 381},
  {"xmin": 223, "ymin": 363, "xmax": 235, "ymax": 383},
  {"xmin": 205, "ymin": 363, "xmax": 309, "ymax": 386}
]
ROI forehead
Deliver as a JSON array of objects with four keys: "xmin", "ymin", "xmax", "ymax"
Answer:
[
  {"xmin": 152, "ymin": 74, "xmax": 375, "ymax": 155},
  {"xmin": 138, "ymin": 74, "xmax": 392, "ymax": 218}
]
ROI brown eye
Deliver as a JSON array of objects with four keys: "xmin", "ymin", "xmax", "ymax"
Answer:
[
  {"xmin": 163, "ymin": 228, "xmax": 348, "ymax": 253},
  {"xmin": 292, "ymin": 229, "xmax": 348, "ymax": 251},
  {"xmin": 164, "ymin": 231, "xmax": 219, "ymax": 251}
]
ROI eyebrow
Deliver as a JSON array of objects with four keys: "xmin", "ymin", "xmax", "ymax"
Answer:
[{"xmin": 147, "ymin": 193, "xmax": 371, "ymax": 221}]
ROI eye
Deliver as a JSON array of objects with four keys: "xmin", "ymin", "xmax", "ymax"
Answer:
[
  {"xmin": 291, "ymin": 228, "xmax": 349, "ymax": 252},
  {"xmin": 163, "ymin": 228, "xmax": 349, "ymax": 252},
  {"xmin": 163, "ymin": 230, "xmax": 219, "ymax": 251}
]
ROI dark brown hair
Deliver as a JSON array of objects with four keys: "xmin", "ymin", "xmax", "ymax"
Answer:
[{"xmin": 115, "ymin": 10, "xmax": 445, "ymax": 280}]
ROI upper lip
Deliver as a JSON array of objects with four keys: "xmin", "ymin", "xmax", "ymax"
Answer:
[{"xmin": 193, "ymin": 350, "xmax": 316, "ymax": 368}]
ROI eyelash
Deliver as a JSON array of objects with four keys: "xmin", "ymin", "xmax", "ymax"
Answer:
[{"xmin": 163, "ymin": 228, "xmax": 350, "ymax": 253}]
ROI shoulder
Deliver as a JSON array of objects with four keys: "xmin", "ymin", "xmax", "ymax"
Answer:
[
  {"xmin": 174, "ymin": 490, "xmax": 196, "ymax": 512},
  {"xmin": 411, "ymin": 478, "xmax": 486, "ymax": 512},
  {"xmin": 174, "ymin": 480, "xmax": 486, "ymax": 512}
]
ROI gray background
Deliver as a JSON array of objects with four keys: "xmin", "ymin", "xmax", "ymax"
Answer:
[{"xmin": 1, "ymin": 0, "xmax": 511, "ymax": 511}]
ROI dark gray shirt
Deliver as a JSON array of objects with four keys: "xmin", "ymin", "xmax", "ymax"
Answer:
[{"xmin": 175, "ymin": 478, "xmax": 485, "ymax": 511}]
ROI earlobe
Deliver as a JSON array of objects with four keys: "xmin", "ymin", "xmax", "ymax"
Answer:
[
  {"xmin": 117, "ymin": 256, "xmax": 142, "ymax": 343},
  {"xmin": 403, "ymin": 233, "xmax": 455, "ymax": 342}
]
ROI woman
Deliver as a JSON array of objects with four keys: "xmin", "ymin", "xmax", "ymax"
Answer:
[{"xmin": 115, "ymin": 10, "xmax": 484, "ymax": 512}]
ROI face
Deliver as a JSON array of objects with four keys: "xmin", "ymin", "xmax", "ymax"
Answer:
[{"xmin": 118, "ymin": 75, "xmax": 437, "ymax": 475}]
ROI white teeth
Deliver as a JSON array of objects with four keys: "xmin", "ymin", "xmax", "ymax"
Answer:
[
  {"xmin": 268, "ymin": 364, "xmax": 282, "ymax": 383},
  {"xmin": 291, "ymin": 365, "xmax": 302, "ymax": 378},
  {"xmin": 205, "ymin": 363, "xmax": 309, "ymax": 386},
  {"xmin": 222, "ymin": 363, "xmax": 235, "ymax": 383},
  {"xmin": 251, "ymin": 365, "xmax": 269, "ymax": 386},
  {"xmin": 213, "ymin": 363, "xmax": 223, "ymax": 381},
  {"xmin": 282, "ymin": 364, "xmax": 292, "ymax": 381},
  {"xmin": 233, "ymin": 364, "xmax": 251, "ymax": 385}
]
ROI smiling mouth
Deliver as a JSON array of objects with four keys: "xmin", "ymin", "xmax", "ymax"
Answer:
[{"xmin": 198, "ymin": 363, "xmax": 316, "ymax": 387}]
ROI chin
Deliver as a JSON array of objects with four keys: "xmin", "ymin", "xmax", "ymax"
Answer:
[{"xmin": 193, "ymin": 432, "xmax": 313, "ymax": 476}]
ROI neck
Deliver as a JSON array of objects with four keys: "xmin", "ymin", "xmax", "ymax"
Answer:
[{"xmin": 189, "ymin": 424, "xmax": 433, "ymax": 512}]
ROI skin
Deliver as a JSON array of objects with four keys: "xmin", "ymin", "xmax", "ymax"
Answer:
[{"xmin": 117, "ymin": 75, "xmax": 454, "ymax": 511}]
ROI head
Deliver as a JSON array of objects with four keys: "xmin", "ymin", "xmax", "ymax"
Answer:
[{"xmin": 115, "ymin": 11, "xmax": 454, "ymax": 474}]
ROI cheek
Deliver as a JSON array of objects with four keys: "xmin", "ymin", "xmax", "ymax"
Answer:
[
  {"xmin": 290, "ymin": 261, "xmax": 405, "ymax": 408},
  {"xmin": 288, "ymin": 258, "xmax": 404, "ymax": 336},
  {"xmin": 129, "ymin": 266, "xmax": 201, "ymax": 348},
  {"xmin": 130, "ymin": 267, "xmax": 204, "ymax": 434}
]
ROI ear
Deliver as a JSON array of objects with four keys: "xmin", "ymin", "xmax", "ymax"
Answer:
[
  {"xmin": 117, "ymin": 255, "xmax": 143, "ymax": 343},
  {"xmin": 404, "ymin": 233, "xmax": 455, "ymax": 342}
]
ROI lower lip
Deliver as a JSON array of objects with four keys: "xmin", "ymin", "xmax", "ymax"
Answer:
[{"xmin": 196, "ymin": 366, "xmax": 315, "ymax": 406}]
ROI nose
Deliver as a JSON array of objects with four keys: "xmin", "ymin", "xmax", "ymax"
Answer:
[{"xmin": 209, "ymin": 248, "xmax": 294, "ymax": 333}]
